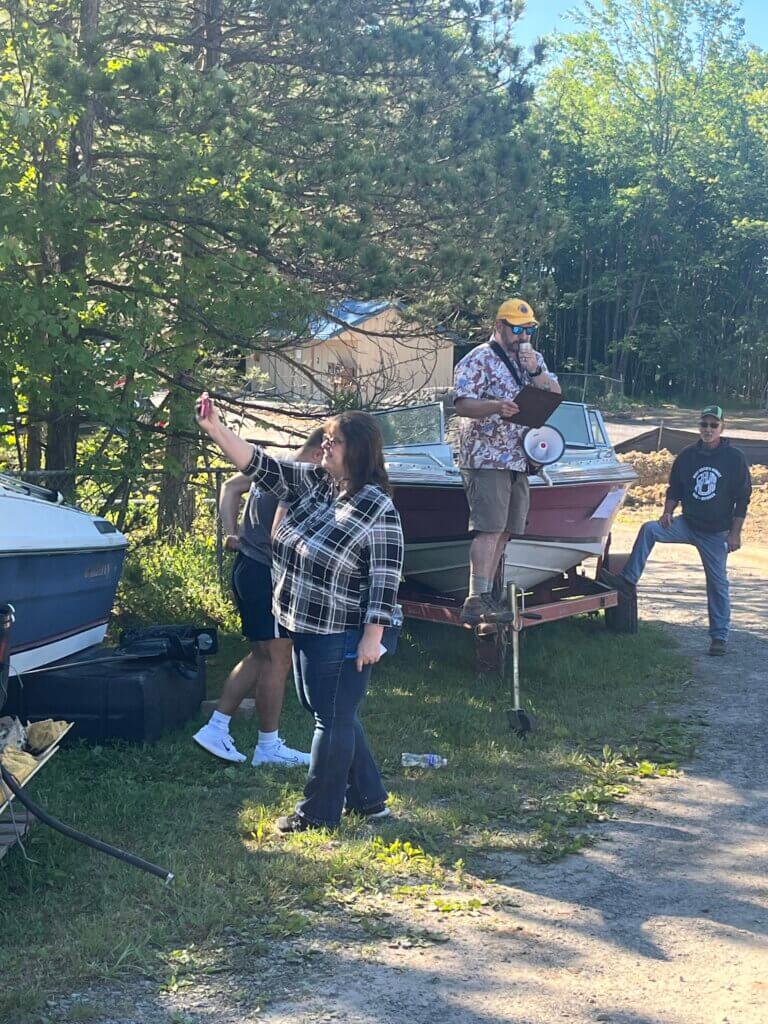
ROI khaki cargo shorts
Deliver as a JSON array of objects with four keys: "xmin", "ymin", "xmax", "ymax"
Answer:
[{"xmin": 461, "ymin": 468, "xmax": 530, "ymax": 535}]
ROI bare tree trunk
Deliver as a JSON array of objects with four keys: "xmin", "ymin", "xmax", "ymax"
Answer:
[
  {"xmin": 25, "ymin": 396, "xmax": 44, "ymax": 471},
  {"xmin": 603, "ymin": 266, "xmax": 611, "ymax": 358},
  {"xmin": 575, "ymin": 247, "xmax": 585, "ymax": 368},
  {"xmin": 44, "ymin": 0, "xmax": 100, "ymax": 487},
  {"xmin": 618, "ymin": 272, "xmax": 648, "ymax": 382},
  {"xmin": 584, "ymin": 254, "xmax": 593, "ymax": 375},
  {"xmin": 157, "ymin": 0, "xmax": 223, "ymax": 535},
  {"xmin": 157, "ymin": 381, "xmax": 197, "ymax": 536},
  {"xmin": 611, "ymin": 231, "xmax": 623, "ymax": 360}
]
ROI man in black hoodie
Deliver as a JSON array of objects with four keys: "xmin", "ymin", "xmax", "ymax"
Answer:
[{"xmin": 602, "ymin": 406, "xmax": 752, "ymax": 656}]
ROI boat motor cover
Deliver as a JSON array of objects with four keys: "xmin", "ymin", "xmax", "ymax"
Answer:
[{"xmin": 119, "ymin": 625, "xmax": 219, "ymax": 662}]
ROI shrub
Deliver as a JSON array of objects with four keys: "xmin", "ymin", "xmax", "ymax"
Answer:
[{"xmin": 114, "ymin": 533, "xmax": 239, "ymax": 632}]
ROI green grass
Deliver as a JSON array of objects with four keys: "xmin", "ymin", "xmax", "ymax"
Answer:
[{"xmin": 0, "ymin": 616, "xmax": 690, "ymax": 1020}]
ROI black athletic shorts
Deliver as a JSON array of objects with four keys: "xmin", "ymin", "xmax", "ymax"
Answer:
[{"xmin": 231, "ymin": 554, "xmax": 279, "ymax": 642}]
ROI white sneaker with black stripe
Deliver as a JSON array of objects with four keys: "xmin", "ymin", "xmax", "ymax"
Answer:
[
  {"xmin": 252, "ymin": 738, "xmax": 311, "ymax": 767},
  {"xmin": 193, "ymin": 723, "xmax": 247, "ymax": 763}
]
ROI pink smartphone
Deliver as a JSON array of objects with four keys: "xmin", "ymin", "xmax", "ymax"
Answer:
[{"xmin": 197, "ymin": 392, "xmax": 212, "ymax": 419}]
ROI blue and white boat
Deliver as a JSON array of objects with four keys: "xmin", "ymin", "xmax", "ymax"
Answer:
[{"xmin": 0, "ymin": 474, "xmax": 127, "ymax": 675}]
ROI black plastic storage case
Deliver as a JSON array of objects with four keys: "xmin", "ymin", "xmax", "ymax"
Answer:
[{"xmin": 4, "ymin": 642, "xmax": 206, "ymax": 744}]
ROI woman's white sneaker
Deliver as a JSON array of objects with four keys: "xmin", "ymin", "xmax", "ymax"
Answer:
[
  {"xmin": 252, "ymin": 738, "xmax": 311, "ymax": 767},
  {"xmin": 193, "ymin": 723, "xmax": 247, "ymax": 762},
  {"xmin": 344, "ymin": 802, "xmax": 391, "ymax": 820}
]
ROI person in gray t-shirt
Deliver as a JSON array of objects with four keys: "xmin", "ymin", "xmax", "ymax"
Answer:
[
  {"xmin": 237, "ymin": 484, "xmax": 279, "ymax": 567},
  {"xmin": 193, "ymin": 429, "xmax": 324, "ymax": 765}
]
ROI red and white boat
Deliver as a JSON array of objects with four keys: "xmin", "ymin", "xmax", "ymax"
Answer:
[{"xmin": 376, "ymin": 403, "xmax": 637, "ymax": 599}]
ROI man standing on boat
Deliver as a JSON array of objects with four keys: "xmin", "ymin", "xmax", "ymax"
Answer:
[
  {"xmin": 193, "ymin": 429, "xmax": 324, "ymax": 764},
  {"xmin": 453, "ymin": 298, "xmax": 561, "ymax": 625},
  {"xmin": 601, "ymin": 406, "xmax": 752, "ymax": 657}
]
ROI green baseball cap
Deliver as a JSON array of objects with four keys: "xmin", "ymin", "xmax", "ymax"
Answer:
[{"xmin": 700, "ymin": 405, "xmax": 724, "ymax": 421}]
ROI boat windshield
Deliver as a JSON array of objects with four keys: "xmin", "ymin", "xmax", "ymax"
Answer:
[
  {"xmin": 0, "ymin": 472, "xmax": 64, "ymax": 503},
  {"xmin": 546, "ymin": 403, "xmax": 593, "ymax": 448},
  {"xmin": 373, "ymin": 404, "xmax": 444, "ymax": 449},
  {"xmin": 374, "ymin": 400, "xmax": 602, "ymax": 453}
]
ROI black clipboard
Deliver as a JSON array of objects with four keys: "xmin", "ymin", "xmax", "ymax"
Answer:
[{"xmin": 507, "ymin": 385, "xmax": 563, "ymax": 428}]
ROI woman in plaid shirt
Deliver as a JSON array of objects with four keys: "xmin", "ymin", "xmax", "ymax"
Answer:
[{"xmin": 197, "ymin": 396, "xmax": 404, "ymax": 833}]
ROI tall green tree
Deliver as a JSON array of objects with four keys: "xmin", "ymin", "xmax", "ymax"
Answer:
[
  {"xmin": 1, "ymin": 0, "xmax": 549, "ymax": 520},
  {"xmin": 537, "ymin": 0, "xmax": 768, "ymax": 401}
]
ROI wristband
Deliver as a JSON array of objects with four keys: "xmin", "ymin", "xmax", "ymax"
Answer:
[{"xmin": 529, "ymin": 367, "xmax": 543, "ymax": 378}]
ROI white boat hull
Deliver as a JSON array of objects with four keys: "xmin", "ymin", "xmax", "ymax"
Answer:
[
  {"xmin": 9, "ymin": 624, "xmax": 109, "ymax": 676},
  {"xmin": 1, "ymin": 477, "xmax": 128, "ymax": 677},
  {"xmin": 402, "ymin": 538, "xmax": 473, "ymax": 598},
  {"xmin": 502, "ymin": 537, "xmax": 604, "ymax": 590},
  {"xmin": 402, "ymin": 535, "xmax": 606, "ymax": 599}
]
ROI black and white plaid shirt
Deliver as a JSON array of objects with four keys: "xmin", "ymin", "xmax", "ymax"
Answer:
[{"xmin": 243, "ymin": 446, "xmax": 404, "ymax": 635}]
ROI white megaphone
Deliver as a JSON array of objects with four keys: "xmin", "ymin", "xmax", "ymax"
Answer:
[{"xmin": 523, "ymin": 424, "xmax": 565, "ymax": 468}]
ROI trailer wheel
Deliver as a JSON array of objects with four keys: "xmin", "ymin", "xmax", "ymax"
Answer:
[{"xmin": 605, "ymin": 590, "xmax": 638, "ymax": 634}]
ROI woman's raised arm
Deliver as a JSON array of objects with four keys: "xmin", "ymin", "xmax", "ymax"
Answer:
[
  {"xmin": 196, "ymin": 393, "xmax": 322, "ymax": 502},
  {"xmin": 196, "ymin": 393, "xmax": 255, "ymax": 472}
]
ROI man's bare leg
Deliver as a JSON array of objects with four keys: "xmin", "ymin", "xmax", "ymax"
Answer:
[
  {"xmin": 194, "ymin": 639, "xmax": 307, "ymax": 765},
  {"xmin": 469, "ymin": 531, "xmax": 504, "ymax": 588},
  {"xmin": 490, "ymin": 532, "xmax": 511, "ymax": 594},
  {"xmin": 461, "ymin": 531, "xmax": 505, "ymax": 624},
  {"xmin": 472, "ymin": 532, "xmax": 512, "ymax": 634},
  {"xmin": 193, "ymin": 643, "xmax": 269, "ymax": 761},
  {"xmin": 216, "ymin": 644, "xmax": 269, "ymax": 716},
  {"xmin": 251, "ymin": 637, "xmax": 309, "ymax": 767},
  {"xmin": 252, "ymin": 638, "xmax": 293, "ymax": 732}
]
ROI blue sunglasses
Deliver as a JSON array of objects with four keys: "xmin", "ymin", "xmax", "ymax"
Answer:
[{"xmin": 502, "ymin": 321, "xmax": 537, "ymax": 336}]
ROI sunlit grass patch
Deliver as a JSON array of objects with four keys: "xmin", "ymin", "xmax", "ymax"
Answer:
[{"xmin": 0, "ymin": 613, "xmax": 689, "ymax": 1020}]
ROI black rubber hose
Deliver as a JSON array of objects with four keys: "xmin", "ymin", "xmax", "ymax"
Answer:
[
  {"xmin": 21, "ymin": 654, "xmax": 163, "ymax": 675},
  {"xmin": 0, "ymin": 763, "xmax": 174, "ymax": 884}
]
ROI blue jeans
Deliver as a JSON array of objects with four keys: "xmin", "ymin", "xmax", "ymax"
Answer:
[
  {"xmin": 291, "ymin": 630, "xmax": 387, "ymax": 827},
  {"xmin": 623, "ymin": 516, "xmax": 730, "ymax": 641}
]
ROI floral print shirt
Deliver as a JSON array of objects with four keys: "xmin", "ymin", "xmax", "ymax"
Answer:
[{"xmin": 453, "ymin": 340, "xmax": 556, "ymax": 471}]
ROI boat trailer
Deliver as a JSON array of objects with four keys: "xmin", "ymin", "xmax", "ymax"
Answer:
[{"xmin": 398, "ymin": 560, "xmax": 637, "ymax": 736}]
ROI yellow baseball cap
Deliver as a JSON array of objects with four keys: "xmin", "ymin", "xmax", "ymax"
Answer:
[{"xmin": 496, "ymin": 298, "xmax": 539, "ymax": 326}]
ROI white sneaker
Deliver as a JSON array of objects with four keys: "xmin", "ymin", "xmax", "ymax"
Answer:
[
  {"xmin": 193, "ymin": 723, "xmax": 247, "ymax": 763},
  {"xmin": 343, "ymin": 802, "xmax": 391, "ymax": 820},
  {"xmin": 252, "ymin": 738, "xmax": 311, "ymax": 768}
]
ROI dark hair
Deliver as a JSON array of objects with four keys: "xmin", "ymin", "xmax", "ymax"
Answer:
[
  {"xmin": 302, "ymin": 426, "xmax": 325, "ymax": 450},
  {"xmin": 325, "ymin": 411, "xmax": 390, "ymax": 495}
]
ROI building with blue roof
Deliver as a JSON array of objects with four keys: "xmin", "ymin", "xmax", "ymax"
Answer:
[
  {"xmin": 250, "ymin": 300, "xmax": 454, "ymax": 404},
  {"xmin": 308, "ymin": 300, "xmax": 395, "ymax": 342}
]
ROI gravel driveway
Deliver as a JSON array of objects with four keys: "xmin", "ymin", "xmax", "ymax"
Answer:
[{"xmin": 252, "ymin": 533, "xmax": 768, "ymax": 1024}]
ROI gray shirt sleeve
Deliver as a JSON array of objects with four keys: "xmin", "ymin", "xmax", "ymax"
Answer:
[{"xmin": 237, "ymin": 485, "xmax": 279, "ymax": 566}]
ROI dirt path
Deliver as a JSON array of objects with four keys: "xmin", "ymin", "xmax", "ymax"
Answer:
[
  {"xmin": 603, "ymin": 407, "xmax": 768, "ymax": 451},
  {"xmin": 55, "ymin": 538, "xmax": 767, "ymax": 1024},
  {"xmin": 248, "ymin": 533, "xmax": 768, "ymax": 1024},
  {"xmin": 604, "ymin": 405, "xmax": 768, "ymax": 436}
]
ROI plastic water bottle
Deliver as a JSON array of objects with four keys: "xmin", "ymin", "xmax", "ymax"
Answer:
[
  {"xmin": 401, "ymin": 752, "xmax": 448, "ymax": 769},
  {"xmin": 392, "ymin": 604, "xmax": 404, "ymax": 628}
]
